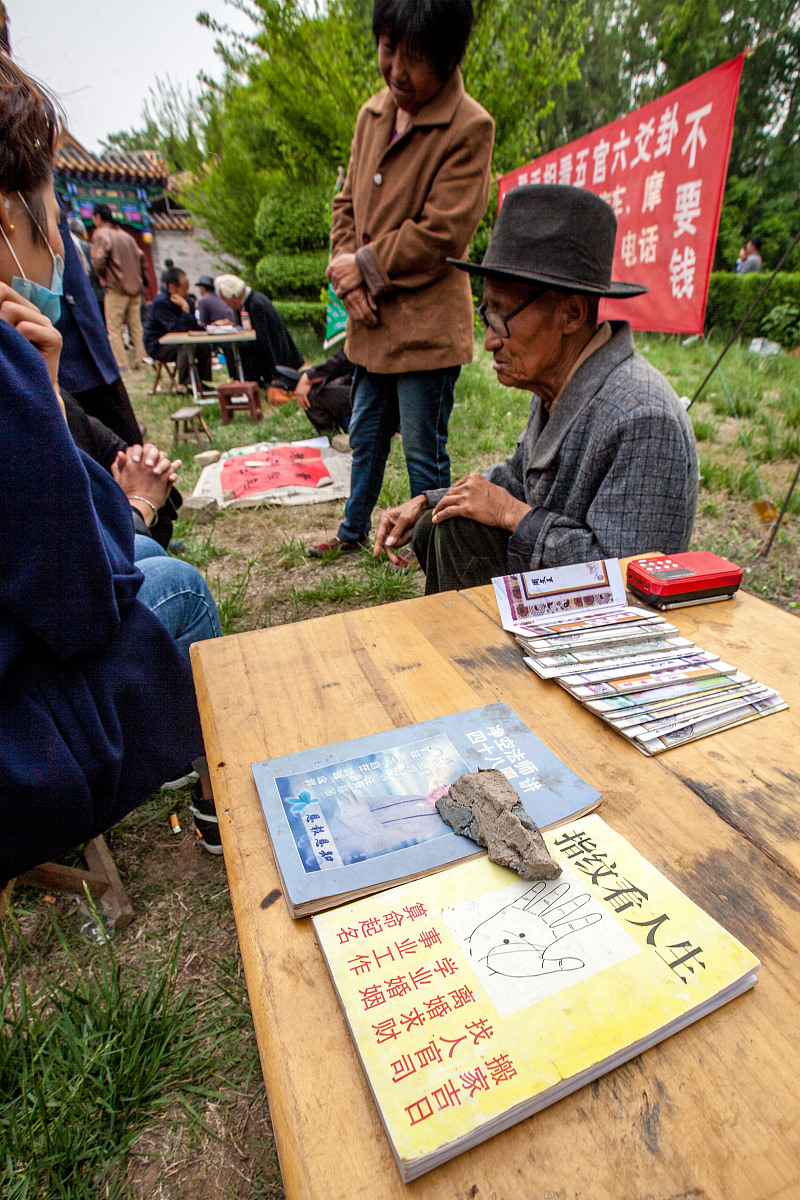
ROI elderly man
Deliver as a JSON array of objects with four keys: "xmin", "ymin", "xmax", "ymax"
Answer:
[
  {"xmin": 374, "ymin": 185, "xmax": 699, "ymax": 592},
  {"xmin": 215, "ymin": 273, "xmax": 303, "ymax": 386}
]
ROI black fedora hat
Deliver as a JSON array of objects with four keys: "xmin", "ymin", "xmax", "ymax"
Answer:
[
  {"xmin": 195, "ymin": 274, "xmax": 215, "ymax": 289},
  {"xmin": 449, "ymin": 184, "xmax": 648, "ymax": 299}
]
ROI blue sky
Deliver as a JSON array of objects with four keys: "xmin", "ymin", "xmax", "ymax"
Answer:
[{"xmin": 10, "ymin": 0, "xmax": 253, "ymax": 151}]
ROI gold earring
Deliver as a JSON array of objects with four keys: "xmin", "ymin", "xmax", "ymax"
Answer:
[{"xmin": 8, "ymin": 224, "xmax": 13, "ymax": 233}]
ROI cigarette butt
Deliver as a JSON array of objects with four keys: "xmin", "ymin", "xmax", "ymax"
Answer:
[{"xmin": 170, "ymin": 813, "xmax": 181, "ymax": 835}]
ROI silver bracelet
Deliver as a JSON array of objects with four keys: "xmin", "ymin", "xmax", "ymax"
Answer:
[{"xmin": 130, "ymin": 495, "xmax": 158, "ymax": 525}]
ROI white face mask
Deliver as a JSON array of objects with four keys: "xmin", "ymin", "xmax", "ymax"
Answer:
[{"xmin": 1, "ymin": 195, "xmax": 64, "ymax": 323}]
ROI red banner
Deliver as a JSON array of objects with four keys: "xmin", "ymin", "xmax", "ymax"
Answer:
[{"xmin": 498, "ymin": 55, "xmax": 745, "ymax": 334}]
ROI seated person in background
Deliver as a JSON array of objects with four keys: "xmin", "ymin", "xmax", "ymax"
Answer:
[
  {"xmin": 374, "ymin": 185, "xmax": 699, "ymax": 593},
  {"xmin": 215, "ymin": 272, "xmax": 303, "ymax": 387},
  {"xmin": 0, "ymin": 54, "xmax": 222, "ymax": 872},
  {"xmin": 195, "ymin": 273, "xmax": 237, "ymax": 380},
  {"xmin": 144, "ymin": 266, "xmax": 212, "ymax": 393},
  {"xmin": 277, "ymin": 345, "xmax": 354, "ymax": 439}
]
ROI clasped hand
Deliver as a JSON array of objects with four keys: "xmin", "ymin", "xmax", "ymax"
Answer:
[
  {"xmin": 326, "ymin": 254, "xmax": 377, "ymax": 328},
  {"xmin": 111, "ymin": 444, "xmax": 182, "ymax": 520}
]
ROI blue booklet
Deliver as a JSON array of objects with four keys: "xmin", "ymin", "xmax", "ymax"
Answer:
[{"xmin": 251, "ymin": 702, "xmax": 601, "ymax": 917}]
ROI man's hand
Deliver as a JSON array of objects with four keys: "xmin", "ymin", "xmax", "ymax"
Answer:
[
  {"xmin": 341, "ymin": 285, "xmax": 378, "ymax": 328},
  {"xmin": 111, "ymin": 443, "xmax": 182, "ymax": 521},
  {"xmin": 326, "ymin": 252, "xmax": 363, "ymax": 297},
  {"xmin": 294, "ymin": 371, "xmax": 322, "ymax": 413},
  {"xmin": 0, "ymin": 282, "xmax": 62, "ymax": 384},
  {"xmin": 373, "ymin": 494, "xmax": 429, "ymax": 564},
  {"xmin": 432, "ymin": 474, "xmax": 531, "ymax": 532},
  {"xmin": 169, "ymin": 292, "xmax": 190, "ymax": 312}
]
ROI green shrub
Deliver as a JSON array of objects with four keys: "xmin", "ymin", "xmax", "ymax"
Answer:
[
  {"xmin": 762, "ymin": 302, "xmax": 800, "ymax": 350},
  {"xmin": 705, "ymin": 272, "xmax": 800, "ymax": 342},
  {"xmin": 254, "ymin": 181, "xmax": 331, "ymax": 253},
  {"xmin": 272, "ymin": 300, "xmax": 327, "ymax": 337},
  {"xmin": 254, "ymin": 251, "xmax": 329, "ymax": 300}
]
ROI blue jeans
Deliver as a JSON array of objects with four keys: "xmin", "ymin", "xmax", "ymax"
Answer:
[
  {"xmin": 134, "ymin": 536, "xmax": 221, "ymax": 665},
  {"xmin": 337, "ymin": 365, "xmax": 460, "ymax": 542}
]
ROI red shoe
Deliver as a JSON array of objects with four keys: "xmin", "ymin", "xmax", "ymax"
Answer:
[{"xmin": 306, "ymin": 535, "xmax": 368, "ymax": 558}]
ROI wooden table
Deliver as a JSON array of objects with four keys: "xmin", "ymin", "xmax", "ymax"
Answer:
[
  {"xmin": 191, "ymin": 582, "xmax": 800, "ymax": 1200},
  {"xmin": 158, "ymin": 329, "xmax": 257, "ymax": 403}
]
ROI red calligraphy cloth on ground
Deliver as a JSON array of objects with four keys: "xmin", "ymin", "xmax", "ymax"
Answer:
[
  {"xmin": 220, "ymin": 445, "xmax": 331, "ymax": 500},
  {"xmin": 498, "ymin": 55, "xmax": 745, "ymax": 334}
]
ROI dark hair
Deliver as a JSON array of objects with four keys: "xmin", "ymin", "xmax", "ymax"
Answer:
[
  {"xmin": 93, "ymin": 202, "xmax": 113, "ymax": 223},
  {"xmin": 0, "ymin": 53, "xmax": 61, "ymax": 246},
  {"xmin": 372, "ymin": 0, "xmax": 474, "ymax": 80},
  {"xmin": 165, "ymin": 257, "xmax": 174, "ymax": 268},
  {"xmin": 165, "ymin": 267, "xmax": 186, "ymax": 289},
  {"xmin": 749, "ymin": 235, "xmax": 762, "ymax": 251}
]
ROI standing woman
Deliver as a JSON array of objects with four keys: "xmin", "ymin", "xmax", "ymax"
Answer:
[{"xmin": 310, "ymin": 0, "xmax": 494, "ymax": 555}]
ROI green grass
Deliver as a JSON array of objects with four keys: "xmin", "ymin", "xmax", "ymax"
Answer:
[
  {"xmin": 213, "ymin": 556, "xmax": 258, "ymax": 634},
  {"xmin": 0, "ymin": 911, "xmax": 223, "ymax": 1200}
]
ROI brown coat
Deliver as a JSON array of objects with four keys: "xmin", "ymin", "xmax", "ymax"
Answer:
[
  {"xmin": 331, "ymin": 69, "xmax": 494, "ymax": 374},
  {"xmin": 90, "ymin": 225, "xmax": 147, "ymax": 297}
]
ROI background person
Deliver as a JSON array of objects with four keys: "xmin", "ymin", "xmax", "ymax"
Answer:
[
  {"xmin": 144, "ymin": 265, "xmax": 211, "ymax": 392},
  {"xmin": 215, "ymin": 272, "xmax": 303, "ymax": 386},
  {"xmin": 309, "ymin": 0, "xmax": 494, "ymax": 557},
  {"xmin": 277, "ymin": 346, "xmax": 354, "ymax": 439},
  {"xmin": 374, "ymin": 185, "xmax": 699, "ymax": 590},
  {"xmin": 737, "ymin": 235, "xmax": 763, "ymax": 274},
  {"xmin": 90, "ymin": 202, "xmax": 148, "ymax": 372},
  {"xmin": 195, "ymin": 272, "xmax": 237, "ymax": 380}
]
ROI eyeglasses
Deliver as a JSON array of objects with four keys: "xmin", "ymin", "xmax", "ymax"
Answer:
[{"xmin": 477, "ymin": 290, "xmax": 545, "ymax": 338}]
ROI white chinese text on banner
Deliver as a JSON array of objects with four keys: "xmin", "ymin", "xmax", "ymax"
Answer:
[{"xmin": 498, "ymin": 55, "xmax": 745, "ymax": 335}]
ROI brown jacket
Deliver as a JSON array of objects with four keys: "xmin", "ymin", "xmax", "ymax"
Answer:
[
  {"xmin": 331, "ymin": 69, "xmax": 494, "ymax": 374},
  {"xmin": 90, "ymin": 225, "xmax": 148, "ymax": 296}
]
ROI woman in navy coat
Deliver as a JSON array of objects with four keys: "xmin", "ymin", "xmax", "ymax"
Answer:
[{"xmin": 0, "ymin": 54, "xmax": 205, "ymax": 880}]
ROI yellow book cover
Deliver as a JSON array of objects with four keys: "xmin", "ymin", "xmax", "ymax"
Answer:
[{"xmin": 313, "ymin": 815, "xmax": 759, "ymax": 1181}]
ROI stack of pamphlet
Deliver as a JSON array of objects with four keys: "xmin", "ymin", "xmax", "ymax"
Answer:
[{"xmin": 493, "ymin": 559, "xmax": 786, "ymax": 755}]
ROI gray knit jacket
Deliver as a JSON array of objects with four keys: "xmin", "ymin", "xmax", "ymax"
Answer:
[{"xmin": 426, "ymin": 322, "xmax": 699, "ymax": 570}]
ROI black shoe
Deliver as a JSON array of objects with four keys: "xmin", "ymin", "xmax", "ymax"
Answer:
[{"xmin": 190, "ymin": 781, "xmax": 223, "ymax": 856}]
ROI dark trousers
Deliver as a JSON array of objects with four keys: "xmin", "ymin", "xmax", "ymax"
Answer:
[
  {"xmin": 412, "ymin": 510, "xmax": 510, "ymax": 595},
  {"xmin": 152, "ymin": 344, "xmax": 212, "ymax": 387}
]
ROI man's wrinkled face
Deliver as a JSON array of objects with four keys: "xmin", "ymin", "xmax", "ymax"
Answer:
[{"xmin": 481, "ymin": 279, "xmax": 565, "ymax": 393}]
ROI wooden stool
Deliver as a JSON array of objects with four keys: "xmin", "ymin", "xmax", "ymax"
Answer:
[
  {"xmin": 170, "ymin": 405, "xmax": 213, "ymax": 447},
  {"xmin": 151, "ymin": 360, "xmax": 178, "ymax": 394},
  {"xmin": 11, "ymin": 835, "xmax": 134, "ymax": 930},
  {"xmin": 217, "ymin": 381, "xmax": 263, "ymax": 425}
]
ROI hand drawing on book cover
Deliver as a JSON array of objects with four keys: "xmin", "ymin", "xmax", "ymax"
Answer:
[
  {"xmin": 444, "ymin": 868, "xmax": 639, "ymax": 1018},
  {"xmin": 462, "ymin": 880, "xmax": 602, "ymax": 980}
]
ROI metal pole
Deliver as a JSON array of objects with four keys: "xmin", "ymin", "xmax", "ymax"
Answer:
[{"xmin": 761, "ymin": 458, "xmax": 800, "ymax": 558}]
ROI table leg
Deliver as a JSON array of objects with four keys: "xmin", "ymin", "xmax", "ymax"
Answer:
[
  {"xmin": 185, "ymin": 344, "xmax": 200, "ymax": 405},
  {"xmin": 233, "ymin": 344, "xmax": 245, "ymax": 382}
]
